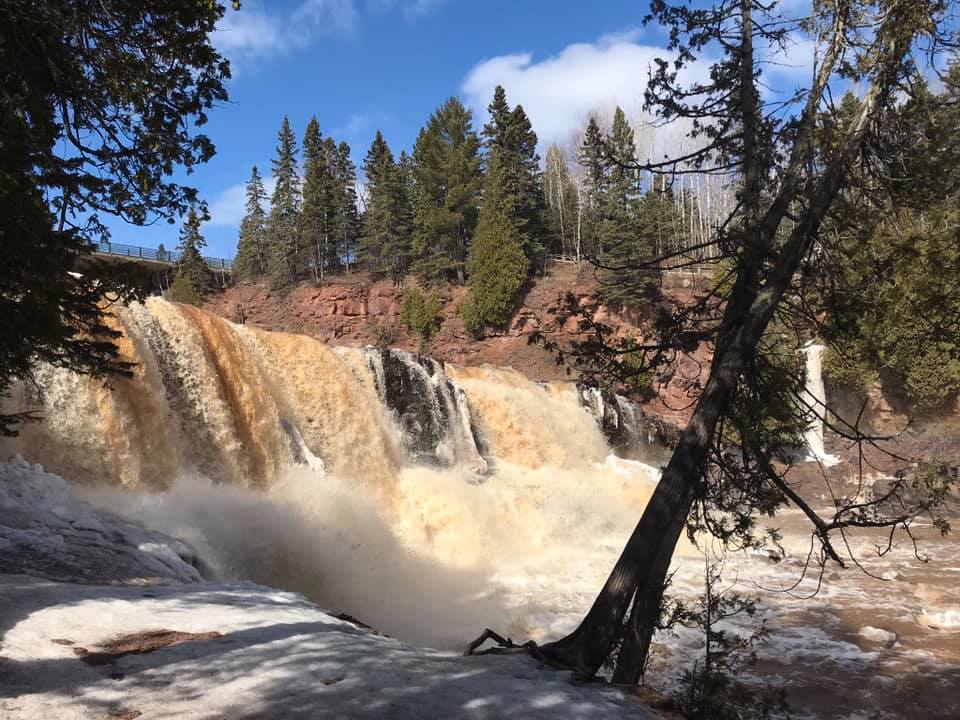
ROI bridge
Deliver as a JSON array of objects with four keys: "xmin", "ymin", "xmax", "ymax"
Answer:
[{"xmin": 92, "ymin": 241, "xmax": 233, "ymax": 274}]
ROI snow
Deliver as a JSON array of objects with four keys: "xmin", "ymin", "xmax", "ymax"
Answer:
[
  {"xmin": 0, "ymin": 575, "xmax": 654, "ymax": 719},
  {"xmin": 0, "ymin": 458, "xmax": 654, "ymax": 719},
  {"xmin": 916, "ymin": 608, "xmax": 960, "ymax": 630},
  {"xmin": 857, "ymin": 626, "xmax": 897, "ymax": 644},
  {"xmin": 0, "ymin": 456, "xmax": 201, "ymax": 585}
]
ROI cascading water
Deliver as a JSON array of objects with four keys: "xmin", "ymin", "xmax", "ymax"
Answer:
[
  {"xmin": 801, "ymin": 342, "xmax": 840, "ymax": 466},
  {"xmin": 0, "ymin": 296, "xmax": 666, "ymax": 645},
  {"xmin": 4, "ymin": 300, "xmax": 960, "ymax": 718},
  {"xmin": 576, "ymin": 385, "xmax": 674, "ymax": 463}
]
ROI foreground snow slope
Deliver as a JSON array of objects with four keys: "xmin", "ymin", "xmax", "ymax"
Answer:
[
  {"xmin": 0, "ymin": 457, "xmax": 201, "ymax": 584},
  {"xmin": 0, "ymin": 576, "xmax": 654, "ymax": 720},
  {"xmin": 0, "ymin": 459, "xmax": 653, "ymax": 719}
]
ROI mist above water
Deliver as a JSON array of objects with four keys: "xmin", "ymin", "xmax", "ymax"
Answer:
[{"xmin": 4, "ymin": 299, "xmax": 959, "ymax": 717}]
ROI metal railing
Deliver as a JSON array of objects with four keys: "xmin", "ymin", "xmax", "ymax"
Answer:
[{"xmin": 93, "ymin": 241, "xmax": 233, "ymax": 271}]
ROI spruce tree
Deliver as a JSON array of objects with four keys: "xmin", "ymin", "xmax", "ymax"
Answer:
[
  {"xmin": 460, "ymin": 151, "xmax": 528, "ymax": 333},
  {"xmin": 235, "ymin": 165, "xmax": 268, "ymax": 279},
  {"xmin": 300, "ymin": 116, "xmax": 330, "ymax": 282},
  {"xmin": 170, "ymin": 209, "xmax": 213, "ymax": 304},
  {"xmin": 265, "ymin": 116, "xmax": 301, "ymax": 289},
  {"xmin": 360, "ymin": 132, "xmax": 412, "ymax": 280},
  {"xmin": 334, "ymin": 141, "xmax": 360, "ymax": 271},
  {"xmin": 411, "ymin": 97, "xmax": 482, "ymax": 284},
  {"xmin": 599, "ymin": 107, "xmax": 658, "ymax": 304},
  {"xmin": 482, "ymin": 86, "xmax": 547, "ymax": 268},
  {"xmin": 578, "ymin": 115, "xmax": 608, "ymax": 259},
  {"xmin": 315, "ymin": 137, "xmax": 341, "ymax": 276}
]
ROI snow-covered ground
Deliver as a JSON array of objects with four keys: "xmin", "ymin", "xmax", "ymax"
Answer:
[
  {"xmin": 0, "ymin": 457, "xmax": 201, "ymax": 584},
  {"xmin": 0, "ymin": 576, "xmax": 655, "ymax": 720},
  {"xmin": 0, "ymin": 458, "xmax": 654, "ymax": 719}
]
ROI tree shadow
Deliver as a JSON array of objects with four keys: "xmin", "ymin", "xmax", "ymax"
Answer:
[{"xmin": 0, "ymin": 579, "xmax": 654, "ymax": 719}]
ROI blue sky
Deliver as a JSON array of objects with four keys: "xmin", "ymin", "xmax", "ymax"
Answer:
[{"xmin": 106, "ymin": 0, "xmax": 814, "ymax": 258}]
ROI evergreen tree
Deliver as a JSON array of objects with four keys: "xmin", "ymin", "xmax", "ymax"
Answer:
[
  {"xmin": 334, "ymin": 141, "xmax": 360, "ymax": 271},
  {"xmin": 360, "ymin": 132, "xmax": 412, "ymax": 280},
  {"xmin": 482, "ymin": 86, "xmax": 547, "ymax": 268},
  {"xmin": 265, "ymin": 116, "xmax": 301, "ymax": 288},
  {"xmin": 578, "ymin": 115, "xmax": 608, "ymax": 259},
  {"xmin": 170, "ymin": 209, "xmax": 213, "ymax": 304},
  {"xmin": 300, "ymin": 116, "xmax": 331, "ymax": 281},
  {"xmin": 315, "ymin": 137, "xmax": 342, "ymax": 276},
  {"xmin": 235, "ymin": 165, "xmax": 268, "ymax": 279},
  {"xmin": 460, "ymin": 151, "xmax": 529, "ymax": 333},
  {"xmin": 411, "ymin": 97, "xmax": 483, "ymax": 284},
  {"xmin": 591, "ymin": 107, "xmax": 659, "ymax": 304},
  {"xmin": 0, "ymin": 1, "xmax": 231, "ymax": 434}
]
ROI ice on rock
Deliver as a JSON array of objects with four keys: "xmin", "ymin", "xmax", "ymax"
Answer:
[
  {"xmin": 858, "ymin": 626, "xmax": 897, "ymax": 644},
  {"xmin": 0, "ymin": 458, "xmax": 201, "ymax": 584}
]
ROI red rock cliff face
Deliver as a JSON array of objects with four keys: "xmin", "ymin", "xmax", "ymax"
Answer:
[
  {"xmin": 201, "ymin": 263, "xmax": 957, "ymax": 440},
  {"xmin": 201, "ymin": 263, "xmax": 704, "ymax": 427}
]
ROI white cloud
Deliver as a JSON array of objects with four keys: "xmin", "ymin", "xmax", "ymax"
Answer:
[
  {"xmin": 461, "ymin": 32, "xmax": 712, "ymax": 149},
  {"xmin": 206, "ymin": 174, "xmax": 277, "ymax": 228},
  {"xmin": 216, "ymin": 0, "xmax": 442, "ymax": 66},
  {"xmin": 215, "ymin": 1, "xmax": 357, "ymax": 66},
  {"xmin": 462, "ymin": 27, "xmax": 825, "ymax": 151}
]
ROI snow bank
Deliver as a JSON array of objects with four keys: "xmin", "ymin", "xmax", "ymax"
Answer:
[
  {"xmin": 916, "ymin": 608, "xmax": 960, "ymax": 630},
  {"xmin": 0, "ymin": 575, "xmax": 655, "ymax": 719},
  {"xmin": 0, "ymin": 457, "xmax": 200, "ymax": 584},
  {"xmin": 857, "ymin": 626, "xmax": 897, "ymax": 644}
]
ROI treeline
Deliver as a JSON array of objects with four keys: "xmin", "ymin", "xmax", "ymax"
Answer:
[{"xmin": 213, "ymin": 87, "xmax": 706, "ymax": 329}]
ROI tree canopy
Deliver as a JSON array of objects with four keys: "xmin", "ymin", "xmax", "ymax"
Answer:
[
  {"xmin": 410, "ymin": 97, "xmax": 483, "ymax": 284},
  {"xmin": 0, "ymin": 0, "xmax": 233, "ymax": 434}
]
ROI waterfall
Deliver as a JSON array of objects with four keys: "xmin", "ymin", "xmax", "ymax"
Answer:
[
  {"xmin": 801, "ymin": 342, "xmax": 839, "ymax": 466},
  {"xmin": 1, "ymin": 299, "xmax": 661, "ymax": 489},
  {"xmin": 0, "ymin": 297, "xmax": 674, "ymax": 647},
  {"xmin": 576, "ymin": 386, "xmax": 674, "ymax": 463}
]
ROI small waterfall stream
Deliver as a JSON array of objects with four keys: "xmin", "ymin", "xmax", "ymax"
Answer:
[{"xmin": 801, "ymin": 342, "xmax": 840, "ymax": 465}]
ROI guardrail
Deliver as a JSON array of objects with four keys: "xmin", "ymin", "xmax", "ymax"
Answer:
[{"xmin": 93, "ymin": 241, "xmax": 233, "ymax": 272}]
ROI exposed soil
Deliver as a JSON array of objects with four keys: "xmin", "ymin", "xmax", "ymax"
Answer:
[{"xmin": 66, "ymin": 629, "xmax": 222, "ymax": 666}]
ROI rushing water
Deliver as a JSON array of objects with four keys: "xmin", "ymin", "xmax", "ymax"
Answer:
[{"xmin": 2, "ymin": 299, "xmax": 958, "ymax": 718}]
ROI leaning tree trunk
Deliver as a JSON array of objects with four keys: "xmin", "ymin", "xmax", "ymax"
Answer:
[
  {"xmin": 537, "ymin": 0, "xmax": 908, "ymax": 679},
  {"xmin": 539, "ymin": 103, "xmax": 887, "ymax": 682}
]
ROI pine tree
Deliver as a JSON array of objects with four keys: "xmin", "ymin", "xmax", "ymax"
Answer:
[
  {"xmin": 411, "ymin": 97, "xmax": 482, "ymax": 284},
  {"xmin": 460, "ymin": 151, "xmax": 528, "ymax": 333},
  {"xmin": 170, "ymin": 209, "xmax": 213, "ymax": 304},
  {"xmin": 360, "ymin": 132, "xmax": 412, "ymax": 280},
  {"xmin": 265, "ymin": 116, "xmax": 301, "ymax": 289},
  {"xmin": 235, "ymin": 165, "xmax": 268, "ymax": 279},
  {"xmin": 482, "ymin": 86, "xmax": 546, "ymax": 268}
]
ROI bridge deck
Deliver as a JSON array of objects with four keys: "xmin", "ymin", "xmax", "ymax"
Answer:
[{"xmin": 92, "ymin": 241, "xmax": 233, "ymax": 273}]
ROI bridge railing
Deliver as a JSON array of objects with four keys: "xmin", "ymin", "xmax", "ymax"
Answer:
[{"xmin": 93, "ymin": 241, "xmax": 233, "ymax": 271}]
